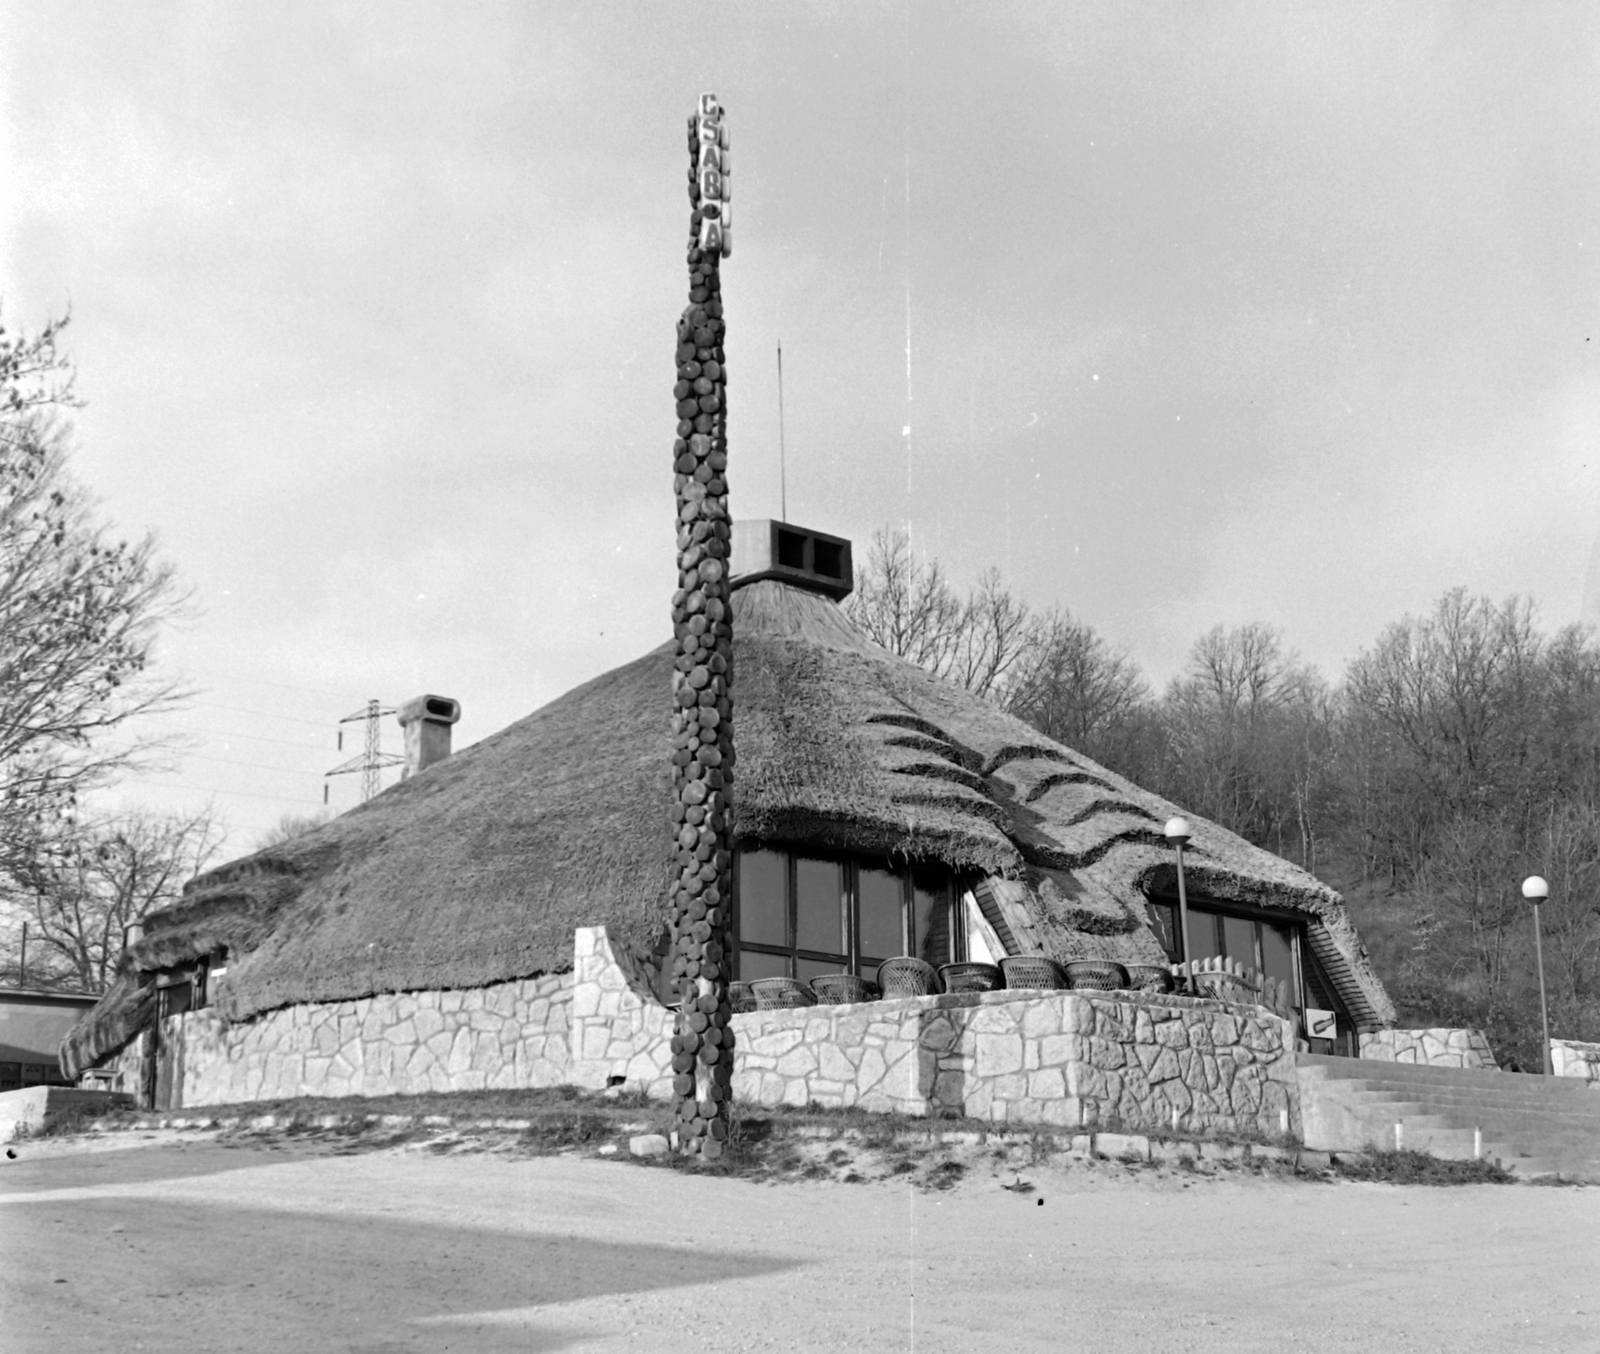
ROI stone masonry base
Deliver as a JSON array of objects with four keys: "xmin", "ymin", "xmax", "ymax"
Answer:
[{"xmin": 151, "ymin": 926, "xmax": 1299, "ymax": 1138}]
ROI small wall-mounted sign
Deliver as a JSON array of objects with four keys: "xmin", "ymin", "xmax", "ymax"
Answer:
[
  {"xmin": 695, "ymin": 92, "xmax": 732, "ymax": 256},
  {"xmin": 1304, "ymin": 1008, "xmax": 1338, "ymax": 1040}
]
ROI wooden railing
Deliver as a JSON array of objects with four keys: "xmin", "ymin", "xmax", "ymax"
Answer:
[{"xmin": 1170, "ymin": 956, "xmax": 1296, "ymax": 1018}]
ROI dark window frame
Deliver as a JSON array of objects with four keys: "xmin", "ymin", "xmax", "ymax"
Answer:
[
  {"xmin": 1146, "ymin": 893, "xmax": 1308, "ymax": 1005},
  {"xmin": 733, "ymin": 844, "xmax": 965, "ymax": 981},
  {"xmin": 1146, "ymin": 890, "xmax": 1359, "ymax": 1054}
]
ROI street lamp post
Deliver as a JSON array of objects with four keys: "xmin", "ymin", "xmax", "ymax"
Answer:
[
  {"xmin": 1521, "ymin": 876, "xmax": 1554, "ymax": 1076},
  {"xmin": 1165, "ymin": 817, "xmax": 1195, "ymax": 995}
]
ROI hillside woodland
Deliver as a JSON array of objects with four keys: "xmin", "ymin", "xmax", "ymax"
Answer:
[{"xmin": 849, "ymin": 529, "xmax": 1600, "ymax": 1070}]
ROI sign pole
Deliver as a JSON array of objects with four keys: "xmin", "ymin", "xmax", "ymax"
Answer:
[{"xmin": 666, "ymin": 93, "xmax": 737, "ymax": 1158}]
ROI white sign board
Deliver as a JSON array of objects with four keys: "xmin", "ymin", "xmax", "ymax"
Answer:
[
  {"xmin": 1304, "ymin": 1008, "xmax": 1338, "ymax": 1040},
  {"xmin": 696, "ymin": 92, "xmax": 732, "ymax": 256}
]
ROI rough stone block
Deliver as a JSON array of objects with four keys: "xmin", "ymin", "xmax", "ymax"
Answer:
[
  {"xmin": 775, "ymin": 1046, "xmax": 818, "ymax": 1079},
  {"xmin": 1155, "ymin": 1019, "xmax": 1188, "ymax": 1050},
  {"xmin": 818, "ymin": 1043, "xmax": 855, "ymax": 1084},
  {"xmin": 1085, "ymin": 1036, "xmax": 1126, "ymax": 1071},
  {"xmin": 1021, "ymin": 1000, "xmax": 1062, "ymax": 1040},
  {"xmin": 1037, "ymin": 1034, "xmax": 1074, "ymax": 1068},
  {"xmin": 975, "ymin": 1032, "xmax": 1024, "ymax": 1075},
  {"xmin": 630, "ymin": 1134, "xmax": 670, "ymax": 1157},
  {"xmin": 1027, "ymin": 1067, "xmax": 1066, "ymax": 1100}
]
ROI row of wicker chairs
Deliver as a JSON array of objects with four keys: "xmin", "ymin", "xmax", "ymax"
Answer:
[{"xmin": 729, "ymin": 954, "xmax": 1192, "ymax": 1013}]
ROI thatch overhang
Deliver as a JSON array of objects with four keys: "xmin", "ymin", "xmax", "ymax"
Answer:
[{"xmin": 63, "ymin": 577, "xmax": 1394, "ymax": 1075}]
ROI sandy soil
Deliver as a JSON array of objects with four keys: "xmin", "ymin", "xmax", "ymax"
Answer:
[{"xmin": 3, "ymin": 1131, "xmax": 1597, "ymax": 1354}]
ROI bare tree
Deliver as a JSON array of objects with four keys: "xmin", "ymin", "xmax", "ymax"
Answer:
[
  {"xmin": 844, "ymin": 527, "xmax": 966, "ymax": 679},
  {"xmin": 1156, "ymin": 623, "xmax": 1329, "ymax": 854},
  {"xmin": 0, "ymin": 312, "xmax": 190, "ymax": 872},
  {"xmin": 949, "ymin": 568, "xmax": 1038, "ymax": 700},
  {"xmin": 3, "ymin": 807, "xmax": 223, "ymax": 992},
  {"xmin": 255, "ymin": 808, "xmax": 334, "ymax": 849},
  {"xmin": 1004, "ymin": 606, "xmax": 1150, "ymax": 763}
]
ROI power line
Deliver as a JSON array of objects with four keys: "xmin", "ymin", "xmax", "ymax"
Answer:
[
  {"xmin": 132, "ymin": 718, "xmax": 329, "ymax": 753},
  {"xmin": 97, "ymin": 744, "xmax": 325, "ymax": 777},
  {"xmin": 189, "ymin": 699, "xmax": 333, "ymax": 729},
  {"xmin": 174, "ymin": 665, "xmax": 367, "ymax": 701},
  {"xmin": 116, "ymin": 778, "xmax": 322, "ymax": 808},
  {"xmin": 154, "ymin": 749, "xmax": 321, "ymax": 777}
]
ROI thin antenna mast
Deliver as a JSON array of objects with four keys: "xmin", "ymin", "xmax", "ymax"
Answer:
[{"xmin": 776, "ymin": 340, "xmax": 787, "ymax": 520}]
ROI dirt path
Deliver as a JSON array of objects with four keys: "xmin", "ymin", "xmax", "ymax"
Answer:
[{"xmin": 4, "ymin": 1133, "xmax": 1597, "ymax": 1353}]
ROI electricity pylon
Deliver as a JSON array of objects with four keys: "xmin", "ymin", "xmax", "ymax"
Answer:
[{"xmin": 325, "ymin": 698, "xmax": 404, "ymax": 802}]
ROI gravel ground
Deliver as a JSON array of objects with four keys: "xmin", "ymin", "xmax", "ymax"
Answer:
[{"xmin": 3, "ymin": 1129, "xmax": 1597, "ymax": 1353}]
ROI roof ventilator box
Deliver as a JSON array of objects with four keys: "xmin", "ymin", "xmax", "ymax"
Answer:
[{"xmin": 729, "ymin": 520, "xmax": 853, "ymax": 601}]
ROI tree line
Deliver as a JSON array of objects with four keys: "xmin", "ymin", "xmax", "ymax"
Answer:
[
  {"xmin": 0, "ymin": 312, "xmax": 221, "ymax": 993},
  {"xmin": 847, "ymin": 528, "xmax": 1600, "ymax": 1069}
]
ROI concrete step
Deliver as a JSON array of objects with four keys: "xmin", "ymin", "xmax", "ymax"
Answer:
[
  {"xmin": 1301, "ymin": 1053, "xmax": 1600, "ymax": 1097},
  {"xmin": 1296, "ymin": 1053, "xmax": 1600, "ymax": 1180},
  {"xmin": 1305, "ymin": 1076, "xmax": 1600, "ymax": 1118},
  {"xmin": 1332, "ymin": 1089, "xmax": 1600, "ymax": 1133}
]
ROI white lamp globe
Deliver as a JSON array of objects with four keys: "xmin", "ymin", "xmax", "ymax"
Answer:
[
  {"xmin": 1522, "ymin": 876, "xmax": 1549, "ymax": 903},
  {"xmin": 1164, "ymin": 816, "xmax": 1191, "ymax": 844}
]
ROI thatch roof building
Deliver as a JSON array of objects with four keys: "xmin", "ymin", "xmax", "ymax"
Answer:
[{"xmin": 63, "ymin": 532, "xmax": 1394, "ymax": 1078}]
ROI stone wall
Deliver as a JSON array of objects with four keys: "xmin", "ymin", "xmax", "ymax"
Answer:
[
  {"xmin": 1551, "ymin": 1038, "xmax": 1600, "ymax": 1084},
  {"xmin": 1359, "ymin": 1027, "xmax": 1497, "ymax": 1070},
  {"xmin": 153, "ymin": 925, "xmax": 1298, "ymax": 1139},
  {"xmin": 730, "ymin": 988, "xmax": 1298, "ymax": 1138},
  {"xmin": 568, "ymin": 927, "xmax": 674, "ymax": 1091},
  {"xmin": 169, "ymin": 973, "xmax": 572, "ymax": 1108}
]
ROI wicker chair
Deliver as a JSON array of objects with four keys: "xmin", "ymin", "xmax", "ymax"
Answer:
[
  {"xmin": 877, "ymin": 956, "xmax": 943, "ymax": 997},
  {"xmin": 749, "ymin": 976, "xmax": 817, "ymax": 1010},
  {"xmin": 998, "ymin": 955, "xmax": 1068, "ymax": 991},
  {"xmin": 1063, "ymin": 959, "xmax": 1129, "ymax": 992},
  {"xmin": 728, "ymin": 981, "xmax": 757, "ymax": 1014},
  {"xmin": 809, "ymin": 973, "xmax": 881, "ymax": 1006},
  {"xmin": 939, "ymin": 961, "xmax": 1003, "ymax": 994},
  {"xmin": 1123, "ymin": 963, "xmax": 1174, "ymax": 994}
]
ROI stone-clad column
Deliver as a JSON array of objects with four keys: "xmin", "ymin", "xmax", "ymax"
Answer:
[{"xmin": 667, "ymin": 92, "xmax": 735, "ymax": 1159}]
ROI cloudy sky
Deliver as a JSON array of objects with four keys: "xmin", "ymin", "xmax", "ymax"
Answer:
[{"xmin": 3, "ymin": 3, "xmax": 1597, "ymax": 855}]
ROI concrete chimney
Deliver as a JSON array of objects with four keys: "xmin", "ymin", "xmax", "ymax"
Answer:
[
  {"xmin": 729, "ymin": 519, "xmax": 853, "ymax": 600},
  {"xmin": 396, "ymin": 695, "xmax": 461, "ymax": 778}
]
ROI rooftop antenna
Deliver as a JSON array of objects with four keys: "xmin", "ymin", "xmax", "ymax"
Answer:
[
  {"xmin": 325, "ymin": 698, "xmax": 404, "ymax": 803},
  {"xmin": 776, "ymin": 339, "xmax": 788, "ymax": 520}
]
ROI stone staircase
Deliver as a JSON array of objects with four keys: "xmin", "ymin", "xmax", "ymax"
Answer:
[{"xmin": 1297, "ymin": 1053, "xmax": 1600, "ymax": 1181}]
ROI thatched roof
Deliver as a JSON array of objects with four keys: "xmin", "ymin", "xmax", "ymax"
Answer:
[{"xmin": 62, "ymin": 577, "xmax": 1393, "ymax": 1075}]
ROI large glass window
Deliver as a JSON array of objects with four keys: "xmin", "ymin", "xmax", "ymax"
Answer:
[
  {"xmin": 738, "ymin": 849, "xmax": 787, "ymax": 946},
  {"xmin": 735, "ymin": 846, "xmax": 963, "ymax": 981},
  {"xmin": 1147, "ymin": 895, "xmax": 1306, "ymax": 1010}
]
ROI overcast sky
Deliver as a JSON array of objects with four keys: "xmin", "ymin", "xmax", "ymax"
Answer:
[{"xmin": 3, "ymin": 3, "xmax": 1598, "ymax": 855}]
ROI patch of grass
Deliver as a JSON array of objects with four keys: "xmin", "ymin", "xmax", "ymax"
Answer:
[{"xmin": 1329, "ymin": 1148, "xmax": 1515, "ymax": 1186}]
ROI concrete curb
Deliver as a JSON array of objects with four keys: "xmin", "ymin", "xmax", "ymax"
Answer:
[{"xmin": 72, "ymin": 1111, "xmax": 1330, "ymax": 1170}]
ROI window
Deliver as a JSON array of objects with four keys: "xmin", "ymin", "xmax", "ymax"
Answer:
[
  {"xmin": 734, "ymin": 846, "xmax": 963, "ymax": 982},
  {"xmin": 157, "ymin": 980, "xmax": 193, "ymax": 1020},
  {"xmin": 1147, "ymin": 896, "xmax": 1304, "ymax": 1006}
]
